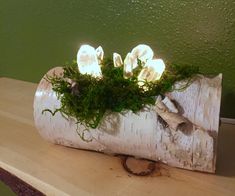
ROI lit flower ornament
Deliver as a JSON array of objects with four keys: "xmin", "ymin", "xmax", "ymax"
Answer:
[
  {"xmin": 96, "ymin": 46, "xmax": 104, "ymax": 64},
  {"xmin": 77, "ymin": 44, "xmax": 165, "ymax": 85},
  {"xmin": 113, "ymin": 53, "xmax": 123, "ymax": 67},
  {"xmin": 130, "ymin": 44, "xmax": 154, "ymax": 63},
  {"xmin": 77, "ymin": 44, "xmax": 103, "ymax": 78},
  {"xmin": 137, "ymin": 59, "xmax": 165, "ymax": 87},
  {"xmin": 122, "ymin": 44, "xmax": 166, "ymax": 85}
]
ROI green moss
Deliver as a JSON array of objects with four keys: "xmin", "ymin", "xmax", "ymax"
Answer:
[{"xmin": 43, "ymin": 59, "xmax": 199, "ymax": 129}]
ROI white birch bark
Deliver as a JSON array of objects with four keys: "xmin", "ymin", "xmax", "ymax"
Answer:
[{"xmin": 34, "ymin": 67, "xmax": 222, "ymax": 173}]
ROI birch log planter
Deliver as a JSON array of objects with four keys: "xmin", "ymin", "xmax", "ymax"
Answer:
[{"xmin": 34, "ymin": 67, "xmax": 222, "ymax": 173}]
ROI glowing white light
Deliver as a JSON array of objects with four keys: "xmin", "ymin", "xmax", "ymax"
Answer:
[
  {"xmin": 77, "ymin": 44, "xmax": 102, "ymax": 78},
  {"xmin": 96, "ymin": 46, "xmax": 104, "ymax": 63},
  {"xmin": 122, "ymin": 44, "xmax": 155, "ymax": 79},
  {"xmin": 123, "ymin": 53, "xmax": 137, "ymax": 78},
  {"xmin": 113, "ymin": 53, "xmax": 123, "ymax": 67},
  {"xmin": 131, "ymin": 44, "xmax": 154, "ymax": 63},
  {"xmin": 138, "ymin": 59, "xmax": 165, "ymax": 86}
]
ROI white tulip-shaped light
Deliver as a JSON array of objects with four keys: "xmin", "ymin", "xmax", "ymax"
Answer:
[
  {"xmin": 113, "ymin": 53, "xmax": 123, "ymax": 67},
  {"xmin": 77, "ymin": 45, "xmax": 102, "ymax": 78},
  {"xmin": 123, "ymin": 53, "xmax": 138, "ymax": 78},
  {"xmin": 131, "ymin": 44, "xmax": 154, "ymax": 63},
  {"xmin": 138, "ymin": 59, "xmax": 165, "ymax": 86},
  {"xmin": 123, "ymin": 44, "xmax": 155, "ymax": 79},
  {"xmin": 96, "ymin": 46, "xmax": 104, "ymax": 64}
]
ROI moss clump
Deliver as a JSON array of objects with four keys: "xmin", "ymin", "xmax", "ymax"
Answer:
[{"xmin": 44, "ymin": 59, "xmax": 199, "ymax": 129}]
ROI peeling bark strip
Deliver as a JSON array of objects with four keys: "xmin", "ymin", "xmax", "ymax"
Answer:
[{"xmin": 34, "ymin": 67, "xmax": 222, "ymax": 173}]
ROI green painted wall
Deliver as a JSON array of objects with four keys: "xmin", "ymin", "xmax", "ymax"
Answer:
[
  {"xmin": 0, "ymin": 181, "xmax": 15, "ymax": 196},
  {"xmin": 0, "ymin": 0, "xmax": 235, "ymax": 117}
]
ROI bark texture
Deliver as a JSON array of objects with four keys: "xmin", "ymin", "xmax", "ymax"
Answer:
[{"xmin": 34, "ymin": 67, "xmax": 222, "ymax": 173}]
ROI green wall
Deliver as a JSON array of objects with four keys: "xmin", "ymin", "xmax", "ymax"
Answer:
[
  {"xmin": 0, "ymin": 181, "xmax": 15, "ymax": 196},
  {"xmin": 0, "ymin": 0, "xmax": 235, "ymax": 118}
]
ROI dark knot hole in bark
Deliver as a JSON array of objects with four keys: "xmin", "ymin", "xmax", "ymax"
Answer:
[
  {"xmin": 177, "ymin": 121, "xmax": 193, "ymax": 135},
  {"xmin": 121, "ymin": 156, "xmax": 156, "ymax": 176}
]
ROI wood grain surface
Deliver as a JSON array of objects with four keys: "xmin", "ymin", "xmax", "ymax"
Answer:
[{"xmin": 0, "ymin": 77, "xmax": 235, "ymax": 196}]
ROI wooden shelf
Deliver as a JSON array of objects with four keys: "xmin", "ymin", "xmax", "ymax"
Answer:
[{"xmin": 0, "ymin": 77, "xmax": 235, "ymax": 196}]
